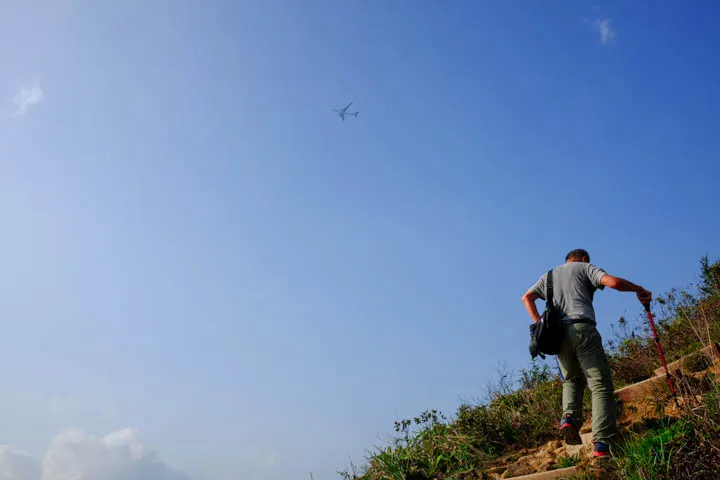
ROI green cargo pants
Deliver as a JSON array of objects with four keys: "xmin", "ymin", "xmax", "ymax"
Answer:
[{"xmin": 557, "ymin": 322, "xmax": 617, "ymax": 445}]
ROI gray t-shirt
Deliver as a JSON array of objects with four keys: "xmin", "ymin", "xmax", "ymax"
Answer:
[{"xmin": 529, "ymin": 262, "xmax": 608, "ymax": 324}]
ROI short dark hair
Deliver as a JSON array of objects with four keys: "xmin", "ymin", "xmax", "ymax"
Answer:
[{"xmin": 566, "ymin": 249, "xmax": 590, "ymax": 261}]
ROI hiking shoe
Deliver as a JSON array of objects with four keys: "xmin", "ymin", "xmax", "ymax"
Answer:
[
  {"xmin": 559, "ymin": 414, "xmax": 582, "ymax": 445},
  {"xmin": 593, "ymin": 441, "xmax": 611, "ymax": 458}
]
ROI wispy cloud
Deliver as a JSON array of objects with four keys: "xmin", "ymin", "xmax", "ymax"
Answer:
[
  {"xmin": 13, "ymin": 82, "xmax": 44, "ymax": 116},
  {"xmin": 594, "ymin": 18, "xmax": 616, "ymax": 45}
]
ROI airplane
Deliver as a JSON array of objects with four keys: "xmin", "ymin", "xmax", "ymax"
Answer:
[{"xmin": 332, "ymin": 101, "xmax": 359, "ymax": 122}]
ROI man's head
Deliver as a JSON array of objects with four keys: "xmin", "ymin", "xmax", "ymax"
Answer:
[{"xmin": 565, "ymin": 248, "xmax": 590, "ymax": 263}]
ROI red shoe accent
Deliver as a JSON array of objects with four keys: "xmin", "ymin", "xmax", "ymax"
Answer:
[
  {"xmin": 559, "ymin": 416, "xmax": 582, "ymax": 445},
  {"xmin": 593, "ymin": 441, "xmax": 611, "ymax": 458}
]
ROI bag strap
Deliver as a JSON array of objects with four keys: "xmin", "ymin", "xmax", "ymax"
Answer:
[{"xmin": 546, "ymin": 269, "xmax": 554, "ymax": 309}]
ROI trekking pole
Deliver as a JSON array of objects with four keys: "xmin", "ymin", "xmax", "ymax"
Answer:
[
  {"xmin": 643, "ymin": 302, "xmax": 679, "ymax": 406},
  {"xmin": 555, "ymin": 357, "xmax": 565, "ymax": 381}
]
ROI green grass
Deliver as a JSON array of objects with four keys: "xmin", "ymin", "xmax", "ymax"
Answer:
[{"xmin": 614, "ymin": 419, "xmax": 689, "ymax": 480}]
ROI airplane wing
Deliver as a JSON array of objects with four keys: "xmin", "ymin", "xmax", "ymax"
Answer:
[{"xmin": 342, "ymin": 101, "xmax": 353, "ymax": 112}]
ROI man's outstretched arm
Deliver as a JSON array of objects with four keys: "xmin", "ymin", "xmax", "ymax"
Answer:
[
  {"xmin": 521, "ymin": 291, "xmax": 542, "ymax": 323},
  {"xmin": 600, "ymin": 274, "xmax": 652, "ymax": 304}
]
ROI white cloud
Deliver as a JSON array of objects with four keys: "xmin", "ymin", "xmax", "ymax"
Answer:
[
  {"xmin": 13, "ymin": 82, "xmax": 44, "ymax": 116},
  {"xmin": 0, "ymin": 428, "xmax": 193, "ymax": 480},
  {"xmin": 595, "ymin": 18, "xmax": 616, "ymax": 45}
]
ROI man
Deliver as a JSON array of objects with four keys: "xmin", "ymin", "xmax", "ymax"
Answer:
[{"xmin": 521, "ymin": 249, "xmax": 652, "ymax": 458}]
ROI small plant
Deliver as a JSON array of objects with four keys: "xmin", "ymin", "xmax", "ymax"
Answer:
[
  {"xmin": 337, "ymin": 458, "xmax": 364, "ymax": 480},
  {"xmin": 556, "ymin": 455, "xmax": 580, "ymax": 468}
]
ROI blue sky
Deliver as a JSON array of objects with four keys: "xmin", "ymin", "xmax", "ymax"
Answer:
[{"xmin": 1, "ymin": 1, "xmax": 719, "ymax": 479}]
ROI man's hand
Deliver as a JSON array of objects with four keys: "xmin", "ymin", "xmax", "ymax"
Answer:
[{"xmin": 637, "ymin": 288, "xmax": 652, "ymax": 305}]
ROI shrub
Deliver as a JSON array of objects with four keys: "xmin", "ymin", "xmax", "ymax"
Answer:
[
  {"xmin": 608, "ymin": 256, "xmax": 720, "ymax": 387},
  {"xmin": 606, "ymin": 318, "xmax": 658, "ymax": 386},
  {"xmin": 353, "ymin": 409, "xmax": 489, "ymax": 480},
  {"xmin": 455, "ymin": 363, "xmax": 565, "ymax": 455}
]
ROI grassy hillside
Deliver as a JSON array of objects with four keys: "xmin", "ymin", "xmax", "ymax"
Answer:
[{"xmin": 339, "ymin": 255, "xmax": 720, "ymax": 480}]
